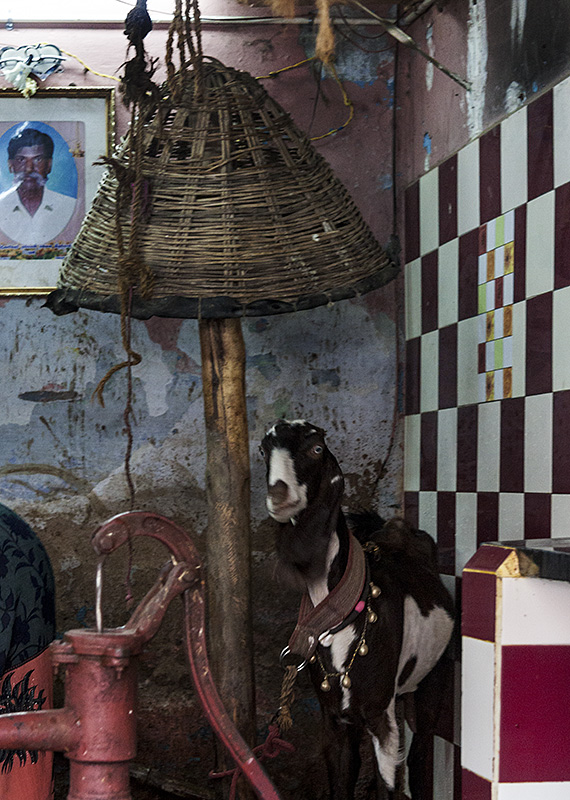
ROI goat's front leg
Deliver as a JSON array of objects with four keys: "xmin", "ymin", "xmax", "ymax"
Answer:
[
  {"xmin": 368, "ymin": 698, "xmax": 404, "ymax": 799},
  {"xmin": 322, "ymin": 709, "xmax": 363, "ymax": 800}
]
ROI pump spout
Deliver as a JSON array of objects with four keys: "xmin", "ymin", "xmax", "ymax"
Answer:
[{"xmin": 0, "ymin": 708, "xmax": 80, "ymax": 752}]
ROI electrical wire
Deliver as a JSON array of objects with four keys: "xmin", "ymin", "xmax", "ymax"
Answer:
[
  {"xmin": 348, "ymin": 0, "xmax": 471, "ymax": 90},
  {"xmin": 310, "ymin": 62, "xmax": 354, "ymax": 140},
  {"xmin": 255, "ymin": 56, "xmax": 316, "ymax": 80},
  {"xmin": 333, "ymin": 3, "xmax": 391, "ymax": 41},
  {"xmin": 37, "ymin": 44, "xmax": 121, "ymax": 81},
  {"xmin": 331, "ymin": 8, "xmax": 398, "ymax": 56},
  {"xmin": 333, "ymin": 19, "xmax": 396, "ymax": 55},
  {"xmin": 256, "ymin": 57, "xmax": 354, "ymax": 140},
  {"xmin": 10, "ymin": 44, "xmax": 353, "ymax": 139}
]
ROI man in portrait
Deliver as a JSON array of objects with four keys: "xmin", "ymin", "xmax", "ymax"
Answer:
[{"xmin": 0, "ymin": 127, "xmax": 76, "ymax": 246}]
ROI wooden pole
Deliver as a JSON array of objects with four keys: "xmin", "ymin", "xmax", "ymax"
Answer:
[{"xmin": 199, "ymin": 317, "xmax": 255, "ymax": 791}]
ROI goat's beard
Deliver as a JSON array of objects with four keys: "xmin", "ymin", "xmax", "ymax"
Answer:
[{"xmin": 267, "ymin": 501, "xmax": 306, "ymax": 523}]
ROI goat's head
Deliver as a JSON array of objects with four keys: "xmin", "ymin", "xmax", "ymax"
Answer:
[{"xmin": 260, "ymin": 419, "xmax": 344, "ymax": 523}]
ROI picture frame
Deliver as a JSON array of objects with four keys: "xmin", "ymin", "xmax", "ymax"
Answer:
[{"xmin": 0, "ymin": 86, "xmax": 115, "ymax": 295}]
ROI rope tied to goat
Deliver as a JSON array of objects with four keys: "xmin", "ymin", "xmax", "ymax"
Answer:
[
  {"xmin": 276, "ymin": 664, "xmax": 299, "ymax": 732},
  {"xmin": 209, "ymin": 723, "xmax": 295, "ymax": 800}
]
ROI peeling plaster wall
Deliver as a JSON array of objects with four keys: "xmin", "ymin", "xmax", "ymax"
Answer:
[
  {"xmin": 0, "ymin": 295, "xmax": 400, "ymax": 520},
  {"xmin": 0, "ymin": 5, "xmax": 400, "ymax": 794},
  {"xmin": 396, "ymin": 0, "xmax": 570, "ymax": 192}
]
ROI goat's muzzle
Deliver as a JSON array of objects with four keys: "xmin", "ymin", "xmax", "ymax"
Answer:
[
  {"xmin": 268, "ymin": 479, "xmax": 288, "ymax": 504},
  {"xmin": 266, "ymin": 479, "xmax": 307, "ymax": 522}
]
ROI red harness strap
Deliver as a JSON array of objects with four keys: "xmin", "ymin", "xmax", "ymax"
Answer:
[{"xmin": 287, "ymin": 533, "xmax": 367, "ymax": 661}]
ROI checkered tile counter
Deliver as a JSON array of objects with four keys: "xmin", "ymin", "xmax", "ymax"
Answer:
[
  {"xmin": 403, "ymin": 75, "xmax": 570, "ymax": 798},
  {"xmin": 462, "ymin": 542, "xmax": 570, "ymax": 798}
]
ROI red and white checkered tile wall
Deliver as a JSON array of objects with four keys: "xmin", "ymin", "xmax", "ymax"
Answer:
[{"xmin": 403, "ymin": 75, "xmax": 570, "ymax": 798}]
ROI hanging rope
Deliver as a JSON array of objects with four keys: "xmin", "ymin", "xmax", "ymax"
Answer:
[
  {"xmin": 93, "ymin": 0, "xmax": 159, "ymax": 405},
  {"xmin": 166, "ymin": 0, "xmax": 205, "ymax": 101},
  {"xmin": 92, "ymin": 0, "xmax": 161, "ymax": 539},
  {"xmin": 91, "ymin": 0, "xmax": 210, "ymax": 595},
  {"xmin": 94, "ymin": 0, "xmax": 206, "ymax": 411},
  {"xmin": 275, "ymin": 664, "xmax": 298, "ymax": 731},
  {"xmin": 92, "ymin": 105, "xmax": 154, "ymax": 415}
]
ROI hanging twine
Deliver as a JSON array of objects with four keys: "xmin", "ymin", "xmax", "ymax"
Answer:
[
  {"xmin": 121, "ymin": 0, "xmax": 159, "ymax": 108},
  {"xmin": 166, "ymin": 0, "xmax": 205, "ymax": 102},
  {"xmin": 92, "ymin": 108, "xmax": 154, "ymax": 412},
  {"xmin": 95, "ymin": 0, "xmax": 207, "ymax": 409},
  {"xmin": 92, "ymin": 0, "xmax": 209, "ymax": 596},
  {"xmin": 93, "ymin": 0, "xmax": 161, "ymax": 531},
  {"xmin": 93, "ymin": 0, "xmax": 158, "ymax": 410},
  {"xmin": 276, "ymin": 664, "xmax": 299, "ymax": 732},
  {"xmin": 314, "ymin": 0, "xmax": 336, "ymax": 63}
]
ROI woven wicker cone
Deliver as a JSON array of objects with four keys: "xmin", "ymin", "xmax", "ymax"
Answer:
[{"xmin": 59, "ymin": 58, "xmax": 393, "ymax": 309}]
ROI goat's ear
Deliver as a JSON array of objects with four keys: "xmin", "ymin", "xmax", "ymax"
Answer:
[
  {"xmin": 297, "ymin": 451, "xmax": 344, "ymax": 537},
  {"xmin": 316, "ymin": 450, "xmax": 344, "ymax": 505}
]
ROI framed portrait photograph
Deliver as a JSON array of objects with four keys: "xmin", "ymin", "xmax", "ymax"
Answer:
[{"xmin": 0, "ymin": 87, "xmax": 115, "ymax": 294}]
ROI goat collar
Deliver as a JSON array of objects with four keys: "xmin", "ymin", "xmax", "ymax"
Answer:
[{"xmin": 287, "ymin": 533, "xmax": 368, "ymax": 661}]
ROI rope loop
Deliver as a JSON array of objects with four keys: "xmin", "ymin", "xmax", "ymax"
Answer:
[{"xmin": 209, "ymin": 724, "xmax": 295, "ymax": 800}]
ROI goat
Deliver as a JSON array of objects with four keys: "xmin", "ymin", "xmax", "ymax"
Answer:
[{"xmin": 260, "ymin": 419, "xmax": 454, "ymax": 800}]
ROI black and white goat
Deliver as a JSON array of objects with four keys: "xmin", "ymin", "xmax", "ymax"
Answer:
[{"xmin": 260, "ymin": 419, "xmax": 454, "ymax": 800}]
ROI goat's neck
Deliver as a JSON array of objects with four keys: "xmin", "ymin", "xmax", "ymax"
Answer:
[
  {"xmin": 305, "ymin": 511, "xmax": 350, "ymax": 606},
  {"xmin": 275, "ymin": 485, "xmax": 349, "ymax": 598}
]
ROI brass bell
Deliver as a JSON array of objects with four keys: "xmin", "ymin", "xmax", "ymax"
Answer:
[
  {"xmin": 320, "ymin": 678, "xmax": 331, "ymax": 692},
  {"xmin": 358, "ymin": 641, "xmax": 369, "ymax": 656},
  {"xmin": 368, "ymin": 609, "xmax": 378, "ymax": 624},
  {"xmin": 310, "ymin": 654, "xmax": 317, "ymax": 664},
  {"xmin": 370, "ymin": 584, "xmax": 381, "ymax": 598},
  {"xmin": 341, "ymin": 673, "xmax": 351, "ymax": 688}
]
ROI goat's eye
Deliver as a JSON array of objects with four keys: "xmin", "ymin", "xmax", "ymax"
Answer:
[
  {"xmin": 259, "ymin": 445, "xmax": 269, "ymax": 461},
  {"xmin": 311, "ymin": 444, "xmax": 323, "ymax": 456}
]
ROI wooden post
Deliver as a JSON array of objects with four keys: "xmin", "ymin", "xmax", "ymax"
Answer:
[{"xmin": 199, "ymin": 317, "xmax": 256, "ymax": 790}]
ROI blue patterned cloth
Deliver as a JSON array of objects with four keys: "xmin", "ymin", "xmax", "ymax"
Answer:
[{"xmin": 0, "ymin": 503, "xmax": 55, "ymax": 675}]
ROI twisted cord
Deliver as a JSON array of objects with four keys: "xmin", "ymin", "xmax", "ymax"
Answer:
[{"xmin": 275, "ymin": 665, "xmax": 298, "ymax": 732}]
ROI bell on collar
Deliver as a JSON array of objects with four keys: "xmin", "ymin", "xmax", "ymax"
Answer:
[{"xmin": 358, "ymin": 641, "xmax": 369, "ymax": 657}]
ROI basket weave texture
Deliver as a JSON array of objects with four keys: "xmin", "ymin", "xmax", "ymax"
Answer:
[{"xmin": 56, "ymin": 58, "xmax": 395, "ymax": 318}]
